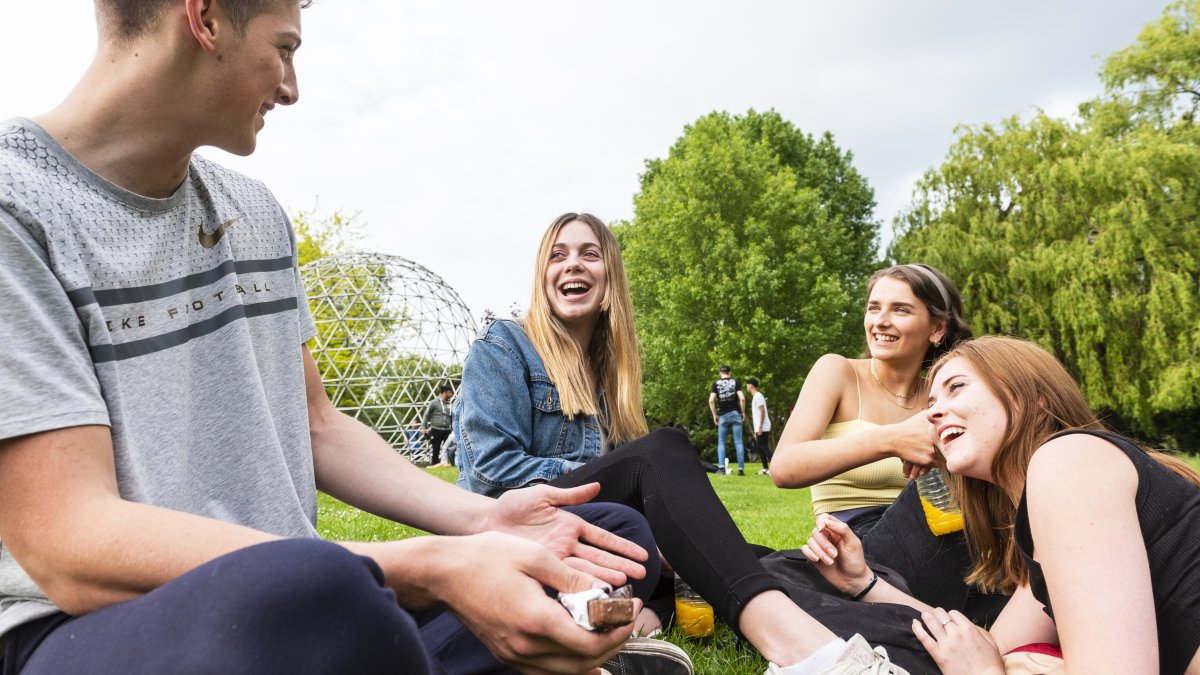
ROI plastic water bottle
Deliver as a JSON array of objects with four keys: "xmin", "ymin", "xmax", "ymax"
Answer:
[
  {"xmin": 673, "ymin": 575, "xmax": 714, "ymax": 638},
  {"xmin": 916, "ymin": 468, "xmax": 964, "ymax": 536}
]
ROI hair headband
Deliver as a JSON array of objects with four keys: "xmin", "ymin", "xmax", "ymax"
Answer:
[{"xmin": 905, "ymin": 264, "xmax": 951, "ymax": 312}]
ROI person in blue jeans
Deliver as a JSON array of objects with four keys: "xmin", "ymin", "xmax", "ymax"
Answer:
[{"xmin": 709, "ymin": 365, "xmax": 748, "ymax": 475}]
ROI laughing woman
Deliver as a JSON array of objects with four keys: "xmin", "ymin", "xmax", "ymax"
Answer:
[
  {"xmin": 801, "ymin": 336, "xmax": 1200, "ymax": 675},
  {"xmin": 768, "ymin": 264, "xmax": 1007, "ymax": 621},
  {"xmin": 455, "ymin": 213, "xmax": 922, "ymax": 674}
]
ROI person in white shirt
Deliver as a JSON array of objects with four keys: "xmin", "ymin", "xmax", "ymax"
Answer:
[{"xmin": 747, "ymin": 378, "xmax": 773, "ymax": 475}]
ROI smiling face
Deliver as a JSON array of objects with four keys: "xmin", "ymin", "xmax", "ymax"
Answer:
[
  {"xmin": 543, "ymin": 219, "xmax": 608, "ymax": 339},
  {"xmin": 864, "ymin": 276, "xmax": 946, "ymax": 363},
  {"xmin": 207, "ymin": 1, "xmax": 302, "ymax": 155},
  {"xmin": 926, "ymin": 357, "xmax": 1009, "ymax": 482}
]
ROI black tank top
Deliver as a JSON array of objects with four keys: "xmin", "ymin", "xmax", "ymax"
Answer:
[{"xmin": 1014, "ymin": 429, "xmax": 1200, "ymax": 675}]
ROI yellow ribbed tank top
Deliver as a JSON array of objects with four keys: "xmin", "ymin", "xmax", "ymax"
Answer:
[{"xmin": 809, "ymin": 367, "xmax": 908, "ymax": 515}]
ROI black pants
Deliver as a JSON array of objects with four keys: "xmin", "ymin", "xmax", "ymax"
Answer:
[
  {"xmin": 857, "ymin": 481, "xmax": 1009, "ymax": 626},
  {"xmin": 429, "ymin": 427, "xmax": 451, "ymax": 464},
  {"xmin": 549, "ymin": 428, "xmax": 992, "ymax": 673},
  {"xmin": 754, "ymin": 432, "xmax": 773, "ymax": 470},
  {"xmin": 3, "ymin": 504, "xmax": 659, "ymax": 675},
  {"xmin": 549, "ymin": 427, "xmax": 786, "ymax": 635}
]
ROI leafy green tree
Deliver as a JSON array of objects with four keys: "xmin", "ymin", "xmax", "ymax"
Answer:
[
  {"xmin": 891, "ymin": 1, "xmax": 1200, "ymax": 443},
  {"xmin": 1102, "ymin": 0, "xmax": 1200, "ymax": 128},
  {"xmin": 615, "ymin": 110, "xmax": 879, "ymax": 452},
  {"xmin": 294, "ymin": 208, "xmax": 361, "ymax": 267}
]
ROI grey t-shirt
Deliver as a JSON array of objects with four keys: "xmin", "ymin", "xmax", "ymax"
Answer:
[{"xmin": 0, "ymin": 118, "xmax": 319, "ymax": 635}]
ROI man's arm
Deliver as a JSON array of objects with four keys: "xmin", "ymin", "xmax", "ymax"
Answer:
[
  {"xmin": 302, "ymin": 347, "xmax": 647, "ymax": 583},
  {"xmin": 755, "ymin": 401, "xmax": 766, "ymax": 434},
  {"xmin": 738, "ymin": 390, "xmax": 746, "ymax": 419},
  {"xmin": 708, "ymin": 391, "xmax": 718, "ymax": 424},
  {"xmin": 0, "ymin": 425, "xmax": 279, "ymax": 615}
]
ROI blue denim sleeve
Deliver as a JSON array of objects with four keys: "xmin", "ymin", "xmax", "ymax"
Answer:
[{"xmin": 454, "ymin": 331, "xmax": 581, "ymax": 496}]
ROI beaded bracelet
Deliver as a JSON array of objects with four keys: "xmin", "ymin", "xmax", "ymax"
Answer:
[{"xmin": 847, "ymin": 572, "xmax": 878, "ymax": 601}]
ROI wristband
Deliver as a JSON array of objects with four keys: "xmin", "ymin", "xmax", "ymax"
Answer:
[{"xmin": 847, "ymin": 572, "xmax": 878, "ymax": 601}]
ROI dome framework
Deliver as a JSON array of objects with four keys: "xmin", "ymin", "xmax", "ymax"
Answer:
[{"xmin": 301, "ymin": 253, "xmax": 476, "ymax": 465}]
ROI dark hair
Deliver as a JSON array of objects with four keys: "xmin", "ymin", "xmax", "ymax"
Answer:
[
  {"xmin": 866, "ymin": 263, "xmax": 971, "ymax": 368},
  {"xmin": 719, "ymin": 365, "xmax": 731, "ymax": 373},
  {"xmin": 438, "ymin": 385, "xmax": 453, "ymax": 394},
  {"xmin": 99, "ymin": 0, "xmax": 312, "ymax": 41},
  {"xmin": 746, "ymin": 378, "xmax": 759, "ymax": 388}
]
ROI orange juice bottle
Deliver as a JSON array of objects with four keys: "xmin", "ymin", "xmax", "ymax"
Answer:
[
  {"xmin": 673, "ymin": 575, "xmax": 714, "ymax": 638},
  {"xmin": 917, "ymin": 468, "xmax": 964, "ymax": 536}
]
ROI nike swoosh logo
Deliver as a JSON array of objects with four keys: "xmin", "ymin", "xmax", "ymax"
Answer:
[{"xmin": 198, "ymin": 217, "xmax": 240, "ymax": 249}]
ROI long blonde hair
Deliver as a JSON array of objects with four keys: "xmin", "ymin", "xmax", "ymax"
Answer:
[
  {"xmin": 522, "ymin": 213, "xmax": 648, "ymax": 444},
  {"xmin": 931, "ymin": 336, "xmax": 1200, "ymax": 593}
]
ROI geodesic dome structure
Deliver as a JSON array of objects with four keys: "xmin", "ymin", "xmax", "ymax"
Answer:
[{"xmin": 301, "ymin": 253, "xmax": 477, "ymax": 464}]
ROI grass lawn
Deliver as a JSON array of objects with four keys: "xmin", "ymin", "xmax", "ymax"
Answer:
[
  {"xmin": 318, "ymin": 462, "xmax": 801, "ymax": 674},
  {"xmin": 319, "ymin": 454, "xmax": 1200, "ymax": 674}
]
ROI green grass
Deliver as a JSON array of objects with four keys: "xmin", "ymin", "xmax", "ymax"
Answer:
[{"xmin": 318, "ymin": 462, "xmax": 796, "ymax": 674}]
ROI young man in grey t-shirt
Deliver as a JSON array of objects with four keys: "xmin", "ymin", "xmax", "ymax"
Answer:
[{"xmin": 0, "ymin": 2, "xmax": 662, "ymax": 673}]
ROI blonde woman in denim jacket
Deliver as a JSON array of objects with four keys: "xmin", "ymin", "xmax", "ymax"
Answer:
[{"xmin": 455, "ymin": 212, "xmax": 929, "ymax": 675}]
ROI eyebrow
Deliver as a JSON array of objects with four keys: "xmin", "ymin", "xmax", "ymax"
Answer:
[
  {"xmin": 927, "ymin": 373, "xmax": 965, "ymax": 405},
  {"xmin": 866, "ymin": 300, "xmax": 916, "ymax": 308}
]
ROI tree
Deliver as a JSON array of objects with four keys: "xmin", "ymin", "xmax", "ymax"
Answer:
[
  {"xmin": 614, "ymin": 110, "xmax": 879, "ymax": 453},
  {"xmin": 294, "ymin": 208, "xmax": 362, "ymax": 267},
  {"xmin": 891, "ymin": 0, "xmax": 1200, "ymax": 444}
]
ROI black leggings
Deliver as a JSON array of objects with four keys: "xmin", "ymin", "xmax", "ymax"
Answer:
[{"xmin": 549, "ymin": 427, "xmax": 785, "ymax": 634}]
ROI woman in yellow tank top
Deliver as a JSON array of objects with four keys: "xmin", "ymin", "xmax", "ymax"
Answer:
[
  {"xmin": 767, "ymin": 265, "xmax": 1011, "ymax": 625},
  {"xmin": 772, "ymin": 264, "xmax": 970, "ymax": 525}
]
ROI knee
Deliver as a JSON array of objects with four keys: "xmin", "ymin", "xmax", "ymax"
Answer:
[
  {"xmin": 178, "ymin": 540, "xmax": 429, "ymax": 671},
  {"xmin": 640, "ymin": 427, "xmax": 701, "ymax": 467},
  {"xmin": 209, "ymin": 540, "xmax": 393, "ymax": 625}
]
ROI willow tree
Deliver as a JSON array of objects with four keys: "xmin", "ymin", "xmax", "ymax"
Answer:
[
  {"xmin": 615, "ymin": 110, "xmax": 878, "ymax": 443},
  {"xmin": 892, "ymin": 0, "xmax": 1200, "ymax": 438}
]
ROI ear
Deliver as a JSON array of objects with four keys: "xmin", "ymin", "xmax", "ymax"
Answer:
[
  {"xmin": 930, "ymin": 318, "xmax": 948, "ymax": 346},
  {"xmin": 184, "ymin": 0, "xmax": 219, "ymax": 53}
]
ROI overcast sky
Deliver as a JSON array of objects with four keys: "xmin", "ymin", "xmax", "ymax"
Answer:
[{"xmin": 1, "ymin": 1, "xmax": 1164, "ymax": 321}]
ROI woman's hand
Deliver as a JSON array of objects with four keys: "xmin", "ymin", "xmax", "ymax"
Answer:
[
  {"xmin": 913, "ymin": 609, "xmax": 1005, "ymax": 675},
  {"xmin": 800, "ymin": 514, "xmax": 871, "ymax": 595},
  {"xmin": 886, "ymin": 411, "xmax": 938, "ymax": 470}
]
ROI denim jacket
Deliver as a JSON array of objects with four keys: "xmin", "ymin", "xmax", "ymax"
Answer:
[{"xmin": 454, "ymin": 319, "xmax": 603, "ymax": 497}]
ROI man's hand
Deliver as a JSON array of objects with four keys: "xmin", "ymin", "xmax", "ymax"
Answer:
[
  {"xmin": 432, "ymin": 532, "xmax": 640, "ymax": 675},
  {"xmin": 481, "ymin": 483, "xmax": 648, "ymax": 588}
]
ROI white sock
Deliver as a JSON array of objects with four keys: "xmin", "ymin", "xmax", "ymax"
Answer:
[{"xmin": 774, "ymin": 639, "xmax": 848, "ymax": 675}]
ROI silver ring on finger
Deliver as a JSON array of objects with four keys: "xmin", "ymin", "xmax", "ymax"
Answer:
[{"xmin": 941, "ymin": 619, "xmax": 952, "ymax": 626}]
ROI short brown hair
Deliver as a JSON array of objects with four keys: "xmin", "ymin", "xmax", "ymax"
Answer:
[{"xmin": 98, "ymin": 0, "xmax": 312, "ymax": 42}]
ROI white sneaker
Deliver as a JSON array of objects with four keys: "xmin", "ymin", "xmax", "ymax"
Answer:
[
  {"xmin": 601, "ymin": 637, "xmax": 694, "ymax": 674},
  {"xmin": 764, "ymin": 634, "xmax": 908, "ymax": 675}
]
